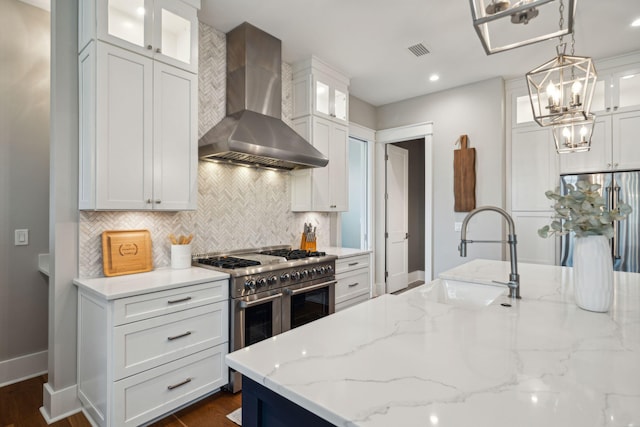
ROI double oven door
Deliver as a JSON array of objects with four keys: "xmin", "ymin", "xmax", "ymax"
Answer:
[{"xmin": 229, "ymin": 277, "xmax": 335, "ymax": 392}]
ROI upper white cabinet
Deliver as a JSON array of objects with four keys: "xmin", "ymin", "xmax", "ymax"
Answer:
[
  {"xmin": 291, "ymin": 116, "xmax": 349, "ymax": 212},
  {"xmin": 559, "ymin": 111, "xmax": 640, "ymax": 174},
  {"xmin": 291, "ymin": 57, "xmax": 350, "ymax": 212},
  {"xmin": 292, "ymin": 56, "xmax": 349, "ymax": 124},
  {"xmin": 79, "ymin": 0, "xmax": 199, "ymax": 73},
  {"xmin": 511, "ymin": 125, "xmax": 557, "ymax": 211},
  {"xmin": 79, "ymin": 40, "xmax": 197, "ymax": 210},
  {"xmin": 591, "ymin": 67, "xmax": 640, "ymax": 115}
]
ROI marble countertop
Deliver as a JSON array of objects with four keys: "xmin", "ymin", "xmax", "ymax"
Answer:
[
  {"xmin": 226, "ymin": 259, "xmax": 640, "ymax": 427},
  {"xmin": 73, "ymin": 267, "xmax": 229, "ymax": 300},
  {"xmin": 321, "ymin": 246, "xmax": 372, "ymax": 258}
]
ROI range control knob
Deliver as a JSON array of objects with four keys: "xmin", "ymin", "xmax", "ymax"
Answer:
[
  {"xmin": 326, "ymin": 265, "xmax": 333, "ymax": 274},
  {"xmin": 313, "ymin": 267, "xmax": 321, "ymax": 275},
  {"xmin": 301, "ymin": 269, "xmax": 309, "ymax": 278},
  {"xmin": 256, "ymin": 278, "xmax": 267, "ymax": 288},
  {"xmin": 244, "ymin": 279, "xmax": 256, "ymax": 291},
  {"xmin": 292, "ymin": 271, "xmax": 301, "ymax": 280},
  {"xmin": 280, "ymin": 273, "xmax": 290, "ymax": 282},
  {"xmin": 320, "ymin": 266, "xmax": 326, "ymax": 274},
  {"xmin": 268, "ymin": 275, "xmax": 278, "ymax": 285}
]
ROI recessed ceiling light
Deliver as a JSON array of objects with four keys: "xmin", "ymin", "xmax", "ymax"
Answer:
[
  {"xmin": 632, "ymin": 17, "xmax": 640, "ymax": 27},
  {"xmin": 429, "ymin": 74, "xmax": 440, "ymax": 82}
]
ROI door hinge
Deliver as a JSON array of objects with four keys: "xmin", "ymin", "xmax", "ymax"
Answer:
[
  {"xmin": 385, "ymin": 154, "xmax": 389, "ymax": 161},
  {"xmin": 405, "ymin": 232, "xmax": 409, "ymax": 239},
  {"xmin": 385, "ymin": 232, "xmax": 389, "ymax": 238},
  {"xmin": 385, "ymin": 193, "xmax": 388, "ymax": 200},
  {"xmin": 385, "ymin": 271, "xmax": 389, "ymax": 279}
]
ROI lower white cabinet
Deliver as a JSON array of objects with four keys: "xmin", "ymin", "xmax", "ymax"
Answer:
[
  {"xmin": 335, "ymin": 253, "xmax": 371, "ymax": 311},
  {"xmin": 77, "ymin": 278, "xmax": 229, "ymax": 427},
  {"xmin": 512, "ymin": 212, "xmax": 558, "ymax": 265}
]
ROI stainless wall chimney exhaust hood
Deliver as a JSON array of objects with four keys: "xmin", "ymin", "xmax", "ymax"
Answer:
[{"xmin": 199, "ymin": 22, "xmax": 328, "ymax": 170}]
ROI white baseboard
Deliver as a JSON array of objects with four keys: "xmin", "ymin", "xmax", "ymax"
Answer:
[
  {"xmin": 0, "ymin": 350, "xmax": 48, "ymax": 388},
  {"xmin": 374, "ymin": 281, "xmax": 386, "ymax": 297},
  {"xmin": 40, "ymin": 381, "xmax": 82, "ymax": 424},
  {"xmin": 408, "ymin": 270, "xmax": 426, "ymax": 284}
]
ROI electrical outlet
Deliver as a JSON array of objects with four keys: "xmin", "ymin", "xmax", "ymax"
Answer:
[{"xmin": 15, "ymin": 229, "xmax": 29, "ymax": 246}]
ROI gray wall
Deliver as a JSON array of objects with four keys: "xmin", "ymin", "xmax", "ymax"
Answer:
[
  {"xmin": 0, "ymin": 0, "xmax": 50, "ymax": 372},
  {"xmin": 394, "ymin": 139, "xmax": 425, "ymax": 273},
  {"xmin": 349, "ymin": 95, "xmax": 377, "ymax": 129},
  {"xmin": 378, "ymin": 78, "xmax": 505, "ymax": 276}
]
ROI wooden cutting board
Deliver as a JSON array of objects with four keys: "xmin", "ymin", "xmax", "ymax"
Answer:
[
  {"xmin": 453, "ymin": 134, "xmax": 476, "ymax": 212},
  {"xmin": 102, "ymin": 230, "xmax": 153, "ymax": 277}
]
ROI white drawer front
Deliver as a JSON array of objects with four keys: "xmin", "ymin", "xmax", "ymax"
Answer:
[
  {"xmin": 114, "ymin": 302, "xmax": 228, "ymax": 380},
  {"xmin": 113, "ymin": 344, "xmax": 228, "ymax": 427},
  {"xmin": 113, "ymin": 280, "xmax": 228, "ymax": 325},
  {"xmin": 335, "ymin": 254, "xmax": 370, "ymax": 275},
  {"xmin": 335, "ymin": 268, "xmax": 370, "ymax": 304}
]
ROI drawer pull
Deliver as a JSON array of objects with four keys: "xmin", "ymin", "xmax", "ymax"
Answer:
[
  {"xmin": 167, "ymin": 377, "xmax": 192, "ymax": 390},
  {"xmin": 167, "ymin": 296, "xmax": 192, "ymax": 304},
  {"xmin": 348, "ymin": 262, "xmax": 359, "ymax": 267},
  {"xmin": 167, "ymin": 331, "xmax": 192, "ymax": 341},
  {"xmin": 348, "ymin": 282, "xmax": 359, "ymax": 287}
]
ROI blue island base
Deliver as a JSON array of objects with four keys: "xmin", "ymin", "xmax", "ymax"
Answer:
[{"xmin": 242, "ymin": 376, "xmax": 335, "ymax": 427}]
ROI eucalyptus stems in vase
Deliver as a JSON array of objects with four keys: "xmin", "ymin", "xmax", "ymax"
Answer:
[{"xmin": 538, "ymin": 180, "xmax": 632, "ymax": 312}]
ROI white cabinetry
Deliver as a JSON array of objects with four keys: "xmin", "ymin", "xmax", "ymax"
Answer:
[
  {"xmin": 78, "ymin": 0, "xmax": 198, "ymax": 211},
  {"xmin": 335, "ymin": 253, "xmax": 371, "ymax": 311},
  {"xmin": 79, "ymin": 42, "xmax": 197, "ymax": 210},
  {"xmin": 559, "ymin": 111, "xmax": 640, "ymax": 174},
  {"xmin": 292, "ymin": 56, "xmax": 349, "ymax": 124},
  {"xmin": 291, "ymin": 116, "xmax": 348, "ymax": 211},
  {"xmin": 79, "ymin": 0, "xmax": 199, "ymax": 73},
  {"xmin": 76, "ymin": 277, "xmax": 229, "ymax": 427},
  {"xmin": 291, "ymin": 57, "xmax": 350, "ymax": 212},
  {"xmin": 510, "ymin": 125, "xmax": 558, "ymax": 265}
]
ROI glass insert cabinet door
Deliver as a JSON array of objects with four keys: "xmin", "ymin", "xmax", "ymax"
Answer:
[{"xmin": 99, "ymin": 0, "xmax": 197, "ymax": 71}]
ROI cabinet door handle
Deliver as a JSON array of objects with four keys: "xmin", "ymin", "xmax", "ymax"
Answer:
[
  {"xmin": 613, "ymin": 106, "xmax": 618, "ymax": 111},
  {"xmin": 146, "ymin": 199, "xmax": 152, "ymax": 204},
  {"xmin": 147, "ymin": 45, "xmax": 153, "ymax": 50},
  {"xmin": 167, "ymin": 331, "xmax": 192, "ymax": 341},
  {"xmin": 348, "ymin": 282, "xmax": 359, "ymax": 287},
  {"xmin": 154, "ymin": 199, "xmax": 162, "ymax": 204},
  {"xmin": 348, "ymin": 262, "xmax": 359, "ymax": 267},
  {"xmin": 167, "ymin": 377, "xmax": 192, "ymax": 390},
  {"xmin": 330, "ymin": 205, "xmax": 336, "ymax": 208},
  {"xmin": 167, "ymin": 296, "xmax": 192, "ymax": 304},
  {"xmin": 606, "ymin": 107, "xmax": 611, "ymax": 112},
  {"xmin": 156, "ymin": 48, "xmax": 161, "ymax": 54}
]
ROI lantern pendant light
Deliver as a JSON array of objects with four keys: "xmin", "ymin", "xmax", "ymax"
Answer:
[
  {"xmin": 551, "ymin": 113, "xmax": 595, "ymax": 154},
  {"xmin": 525, "ymin": 0, "xmax": 597, "ymax": 128}
]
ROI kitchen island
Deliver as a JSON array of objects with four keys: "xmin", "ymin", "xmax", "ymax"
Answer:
[{"xmin": 225, "ymin": 259, "xmax": 640, "ymax": 427}]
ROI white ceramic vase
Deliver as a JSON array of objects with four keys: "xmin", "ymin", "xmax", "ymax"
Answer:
[{"xmin": 572, "ymin": 235, "xmax": 614, "ymax": 312}]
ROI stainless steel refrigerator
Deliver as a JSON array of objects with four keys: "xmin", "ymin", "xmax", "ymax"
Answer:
[{"xmin": 559, "ymin": 171, "xmax": 640, "ymax": 272}]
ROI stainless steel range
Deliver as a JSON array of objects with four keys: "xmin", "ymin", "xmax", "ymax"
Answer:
[{"xmin": 193, "ymin": 246, "xmax": 337, "ymax": 393}]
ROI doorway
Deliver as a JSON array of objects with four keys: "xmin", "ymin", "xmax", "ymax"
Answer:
[
  {"xmin": 341, "ymin": 136, "xmax": 370, "ymax": 249},
  {"xmin": 375, "ymin": 123, "xmax": 433, "ymax": 296}
]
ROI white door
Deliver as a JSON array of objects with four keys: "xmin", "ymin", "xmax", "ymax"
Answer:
[{"xmin": 386, "ymin": 145, "xmax": 409, "ymax": 294}]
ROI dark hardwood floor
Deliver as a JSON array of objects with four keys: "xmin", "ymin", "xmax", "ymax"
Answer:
[{"xmin": 0, "ymin": 375, "xmax": 242, "ymax": 427}]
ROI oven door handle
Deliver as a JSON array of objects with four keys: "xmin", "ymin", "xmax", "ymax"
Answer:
[
  {"xmin": 239, "ymin": 293, "xmax": 283, "ymax": 309},
  {"xmin": 284, "ymin": 280, "xmax": 337, "ymax": 296}
]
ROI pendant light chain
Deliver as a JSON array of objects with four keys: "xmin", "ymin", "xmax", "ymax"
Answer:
[{"xmin": 558, "ymin": 0, "xmax": 565, "ymax": 44}]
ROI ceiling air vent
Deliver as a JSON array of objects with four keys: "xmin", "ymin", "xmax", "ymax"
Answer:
[{"xmin": 407, "ymin": 42, "xmax": 430, "ymax": 57}]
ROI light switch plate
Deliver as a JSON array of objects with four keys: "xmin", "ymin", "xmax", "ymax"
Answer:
[
  {"xmin": 15, "ymin": 229, "xmax": 29, "ymax": 246},
  {"xmin": 454, "ymin": 222, "xmax": 462, "ymax": 232}
]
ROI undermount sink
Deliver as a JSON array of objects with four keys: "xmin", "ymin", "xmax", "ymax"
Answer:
[{"xmin": 412, "ymin": 278, "xmax": 507, "ymax": 308}]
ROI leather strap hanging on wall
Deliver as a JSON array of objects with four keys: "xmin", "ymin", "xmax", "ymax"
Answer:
[{"xmin": 453, "ymin": 134, "xmax": 476, "ymax": 212}]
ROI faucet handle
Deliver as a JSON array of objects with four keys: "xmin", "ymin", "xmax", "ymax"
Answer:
[{"xmin": 491, "ymin": 280, "xmax": 517, "ymax": 289}]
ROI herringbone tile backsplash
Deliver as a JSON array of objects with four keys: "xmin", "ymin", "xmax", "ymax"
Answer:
[{"xmin": 79, "ymin": 23, "xmax": 330, "ymax": 278}]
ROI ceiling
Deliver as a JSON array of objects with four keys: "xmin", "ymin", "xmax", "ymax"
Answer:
[{"xmin": 198, "ymin": 0, "xmax": 640, "ymax": 107}]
